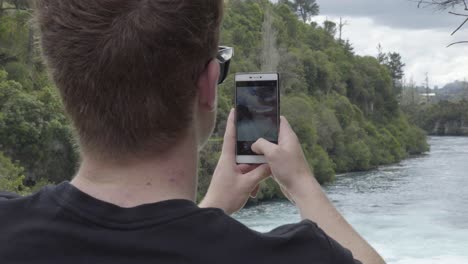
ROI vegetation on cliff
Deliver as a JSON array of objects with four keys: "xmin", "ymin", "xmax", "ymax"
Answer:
[{"xmin": 199, "ymin": 0, "xmax": 428, "ymax": 200}]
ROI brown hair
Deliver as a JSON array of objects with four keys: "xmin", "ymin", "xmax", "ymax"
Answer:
[{"xmin": 35, "ymin": 0, "xmax": 223, "ymax": 160}]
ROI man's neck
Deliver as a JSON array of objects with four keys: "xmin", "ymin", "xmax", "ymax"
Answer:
[{"xmin": 71, "ymin": 135, "xmax": 199, "ymax": 208}]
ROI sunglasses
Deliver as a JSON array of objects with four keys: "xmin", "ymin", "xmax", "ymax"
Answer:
[{"xmin": 217, "ymin": 46, "xmax": 233, "ymax": 84}]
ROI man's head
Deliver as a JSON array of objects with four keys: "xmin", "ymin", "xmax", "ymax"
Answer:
[{"xmin": 35, "ymin": 0, "xmax": 223, "ymax": 161}]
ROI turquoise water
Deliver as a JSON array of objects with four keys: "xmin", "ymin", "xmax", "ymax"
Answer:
[{"xmin": 234, "ymin": 137, "xmax": 468, "ymax": 264}]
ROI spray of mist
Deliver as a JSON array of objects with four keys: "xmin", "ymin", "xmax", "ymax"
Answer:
[{"xmin": 261, "ymin": 7, "xmax": 280, "ymax": 72}]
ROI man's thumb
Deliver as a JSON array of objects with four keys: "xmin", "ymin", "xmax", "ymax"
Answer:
[{"xmin": 251, "ymin": 138, "xmax": 276, "ymax": 156}]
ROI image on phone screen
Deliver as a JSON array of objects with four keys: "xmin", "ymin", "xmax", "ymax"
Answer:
[{"xmin": 236, "ymin": 80, "xmax": 279, "ymax": 156}]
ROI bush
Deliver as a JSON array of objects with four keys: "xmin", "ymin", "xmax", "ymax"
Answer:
[
  {"xmin": 0, "ymin": 70, "xmax": 78, "ymax": 183},
  {"xmin": 346, "ymin": 141, "xmax": 371, "ymax": 171},
  {"xmin": 309, "ymin": 145, "xmax": 335, "ymax": 183},
  {"xmin": 0, "ymin": 152, "xmax": 29, "ymax": 194}
]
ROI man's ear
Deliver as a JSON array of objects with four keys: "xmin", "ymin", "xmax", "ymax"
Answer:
[{"xmin": 197, "ymin": 59, "xmax": 220, "ymax": 112}]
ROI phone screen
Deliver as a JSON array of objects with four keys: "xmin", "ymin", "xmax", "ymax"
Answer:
[{"xmin": 236, "ymin": 80, "xmax": 279, "ymax": 156}]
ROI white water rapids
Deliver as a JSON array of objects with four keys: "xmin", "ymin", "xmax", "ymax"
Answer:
[{"xmin": 235, "ymin": 137, "xmax": 468, "ymax": 264}]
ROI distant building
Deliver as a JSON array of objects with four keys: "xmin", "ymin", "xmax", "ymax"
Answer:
[
  {"xmin": 420, "ymin": 93, "xmax": 436, "ymax": 104},
  {"xmin": 421, "ymin": 93, "xmax": 436, "ymax": 97}
]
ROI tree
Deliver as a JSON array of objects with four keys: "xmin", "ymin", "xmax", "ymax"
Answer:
[
  {"xmin": 375, "ymin": 45, "xmax": 405, "ymax": 95},
  {"xmin": 0, "ymin": 52, "xmax": 16, "ymax": 66},
  {"xmin": 417, "ymin": 0, "xmax": 468, "ymax": 10},
  {"xmin": 0, "ymin": 70, "xmax": 79, "ymax": 184},
  {"xmin": 409, "ymin": 76, "xmax": 417, "ymax": 105},
  {"xmin": 386, "ymin": 52, "xmax": 406, "ymax": 94},
  {"xmin": 343, "ymin": 40, "xmax": 354, "ymax": 55},
  {"xmin": 425, "ymin": 72, "xmax": 431, "ymax": 101},
  {"xmin": 338, "ymin": 17, "xmax": 349, "ymax": 43},
  {"xmin": 0, "ymin": 0, "xmax": 29, "ymax": 12},
  {"xmin": 416, "ymin": 0, "xmax": 468, "ymax": 46},
  {"xmin": 280, "ymin": 0, "xmax": 319, "ymax": 23},
  {"xmin": 377, "ymin": 44, "xmax": 387, "ymax": 64},
  {"xmin": 323, "ymin": 20, "xmax": 337, "ymax": 37}
]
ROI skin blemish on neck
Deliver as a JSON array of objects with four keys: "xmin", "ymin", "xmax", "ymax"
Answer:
[
  {"xmin": 146, "ymin": 182, "xmax": 152, "ymax": 186},
  {"xmin": 166, "ymin": 168, "xmax": 185, "ymax": 185}
]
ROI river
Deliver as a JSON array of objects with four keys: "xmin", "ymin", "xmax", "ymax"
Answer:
[{"xmin": 234, "ymin": 137, "xmax": 468, "ymax": 264}]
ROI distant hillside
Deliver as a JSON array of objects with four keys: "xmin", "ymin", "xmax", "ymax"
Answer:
[
  {"xmin": 401, "ymin": 80, "xmax": 468, "ymax": 106},
  {"xmin": 437, "ymin": 81, "xmax": 468, "ymax": 101}
]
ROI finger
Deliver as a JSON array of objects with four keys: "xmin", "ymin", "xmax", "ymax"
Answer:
[
  {"xmin": 246, "ymin": 164, "xmax": 271, "ymax": 185},
  {"xmin": 237, "ymin": 164, "xmax": 259, "ymax": 174},
  {"xmin": 251, "ymin": 138, "xmax": 276, "ymax": 157},
  {"xmin": 221, "ymin": 109, "xmax": 236, "ymax": 157},
  {"xmin": 250, "ymin": 185, "xmax": 260, "ymax": 198},
  {"xmin": 279, "ymin": 116, "xmax": 298, "ymax": 143}
]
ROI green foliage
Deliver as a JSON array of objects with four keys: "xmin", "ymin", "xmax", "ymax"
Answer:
[
  {"xmin": 403, "ymin": 100, "xmax": 468, "ymax": 136},
  {"xmin": 0, "ymin": 7, "xmax": 79, "ymax": 191},
  {"xmin": 309, "ymin": 145, "xmax": 335, "ymax": 183},
  {"xmin": 3, "ymin": 61, "xmax": 32, "ymax": 90},
  {"xmin": 0, "ymin": 151, "xmax": 49, "ymax": 194},
  {"xmin": 0, "ymin": 151, "xmax": 28, "ymax": 194},
  {"xmin": 386, "ymin": 53, "xmax": 405, "ymax": 81},
  {"xmin": 376, "ymin": 45, "xmax": 405, "ymax": 95},
  {"xmin": 279, "ymin": 0, "xmax": 319, "ymax": 23},
  {"xmin": 255, "ymin": 178, "xmax": 282, "ymax": 200},
  {"xmin": 0, "ymin": 70, "xmax": 79, "ymax": 184}
]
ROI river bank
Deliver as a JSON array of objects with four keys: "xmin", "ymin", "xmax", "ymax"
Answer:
[
  {"xmin": 235, "ymin": 136, "xmax": 468, "ymax": 264},
  {"xmin": 403, "ymin": 100, "xmax": 468, "ymax": 137}
]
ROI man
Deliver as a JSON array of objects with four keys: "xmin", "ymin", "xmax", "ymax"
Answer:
[{"xmin": 0, "ymin": 1, "xmax": 385, "ymax": 263}]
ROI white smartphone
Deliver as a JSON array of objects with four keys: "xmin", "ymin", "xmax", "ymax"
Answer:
[{"xmin": 235, "ymin": 73, "xmax": 280, "ymax": 164}]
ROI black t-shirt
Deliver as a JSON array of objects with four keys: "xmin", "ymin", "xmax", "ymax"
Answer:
[{"xmin": 0, "ymin": 182, "xmax": 361, "ymax": 264}]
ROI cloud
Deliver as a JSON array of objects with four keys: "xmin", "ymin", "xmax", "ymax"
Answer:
[
  {"xmin": 316, "ymin": 0, "xmax": 464, "ymax": 30},
  {"xmin": 313, "ymin": 15, "xmax": 468, "ymax": 87}
]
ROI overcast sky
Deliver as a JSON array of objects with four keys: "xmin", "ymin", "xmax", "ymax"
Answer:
[{"xmin": 313, "ymin": 0, "xmax": 468, "ymax": 87}]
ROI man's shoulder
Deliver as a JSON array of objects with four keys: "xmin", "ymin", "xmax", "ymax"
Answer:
[
  {"xmin": 0, "ymin": 191, "xmax": 22, "ymax": 201},
  {"xmin": 0, "ymin": 190, "xmax": 33, "ymax": 208},
  {"xmin": 0, "ymin": 185, "xmax": 56, "ymax": 218},
  {"xmin": 204, "ymin": 217, "xmax": 361, "ymax": 264},
  {"xmin": 0, "ymin": 189, "xmax": 360, "ymax": 264}
]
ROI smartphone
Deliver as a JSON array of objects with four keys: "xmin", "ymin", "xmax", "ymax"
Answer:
[{"xmin": 235, "ymin": 73, "xmax": 280, "ymax": 164}]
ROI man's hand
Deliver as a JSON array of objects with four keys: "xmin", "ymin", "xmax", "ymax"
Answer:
[
  {"xmin": 253, "ymin": 116, "xmax": 386, "ymax": 264},
  {"xmin": 251, "ymin": 116, "xmax": 319, "ymax": 200},
  {"xmin": 199, "ymin": 109, "xmax": 271, "ymax": 215}
]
